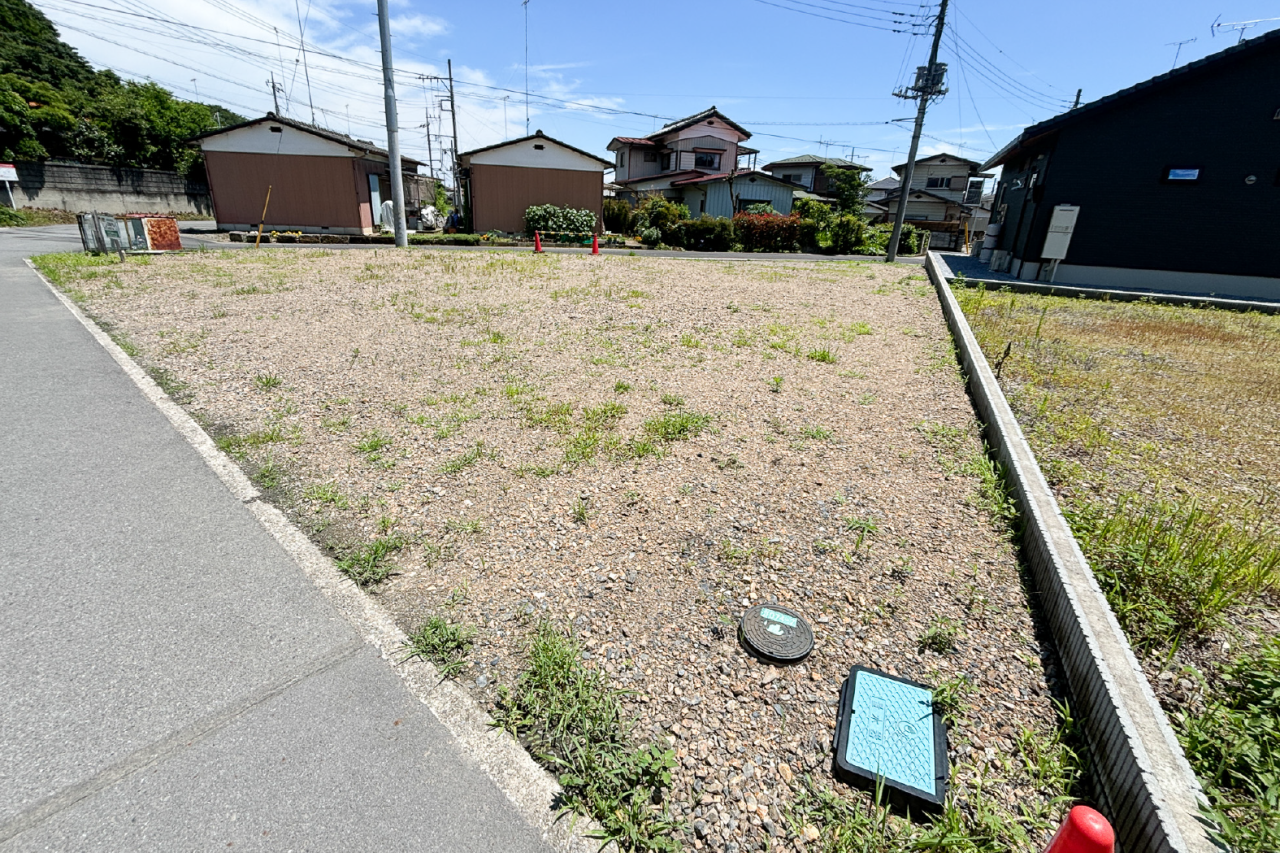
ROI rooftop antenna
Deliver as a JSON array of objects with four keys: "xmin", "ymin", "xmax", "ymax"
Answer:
[
  {"xmin": 1210, "ymin": 15, "xmax": 1280, "ymax": 43},
  {"xmin": 1166, "ymin": 37, "xmax": 1197, "ymax": 67},
  {"xmin": 523, "ymin": 0, "xmax": 531, "ymax": 136}
]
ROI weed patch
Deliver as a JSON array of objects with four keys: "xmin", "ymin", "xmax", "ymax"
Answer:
[
  {"xmin": 494, "ymin": 623, "xmax": 681, "ymax": 851},
  {"xmin": 336, "ymin": 535, "xmax": 404, "ymax": 586},
  {"xmin": 403, "ymin": 617, "xmax": 475, "ymax": 679}
]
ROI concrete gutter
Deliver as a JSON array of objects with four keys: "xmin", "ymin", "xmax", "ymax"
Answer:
[
  {"xmin": 946, "ymin": 274, "xmax": 1280, "ymax": 315},
  {"xmin": 925, "ymin": 252, "xmax": 1218, "ymax": 853}
]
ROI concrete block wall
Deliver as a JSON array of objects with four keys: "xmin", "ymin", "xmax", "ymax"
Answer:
[
  {"xmin": 9, "ymin": 162, "xmax": 211, "ymax": 217},
  {"xmin": 925, "ymin": 252, "xmax": 1217, "ymax": 853}
]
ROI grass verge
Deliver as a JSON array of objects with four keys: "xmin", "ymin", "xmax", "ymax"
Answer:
[{"xmin": 335, "ymin": 535, "xmax": 404, "ymax": 586}]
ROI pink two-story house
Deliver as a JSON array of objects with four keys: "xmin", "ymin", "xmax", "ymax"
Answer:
[{"xmin": 606, "ymin": 107, "xmax": 796, "ymax": 217}]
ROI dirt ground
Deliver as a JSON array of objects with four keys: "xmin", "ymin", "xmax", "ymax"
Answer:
[{"xmin": 59, "ymin": 248, "xmax": 1075, "ymax": 851}]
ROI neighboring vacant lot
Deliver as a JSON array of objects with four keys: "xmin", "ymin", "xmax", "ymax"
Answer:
[
  {"xmin": 45, "ymin": 249, "xmax": 1079, "ymax": 852},
  {"xmin": 958, "ymin": 285, "xmax": 1280, "ymax": 849}
]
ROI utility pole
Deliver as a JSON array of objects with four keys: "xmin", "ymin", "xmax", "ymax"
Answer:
[
  {"xmin": 523, "ymin": 0, "xmax": 531, "ymax": 136},
  {"xmin": 886, "ymin": 0, "xmax": 949, "ymax": 263},
  {"xmin": 295, "ymin": 0, "xmax": 316, "ymax": 124},
  {"xmin": 1072, "ymin": 88, "xmax": 1082, "ymax": 109},
  {"xmin": 448, "ymin": 59, "xmax": 461, "ymax": 215},
  {"xmin": 268, "ymin": 73, "xmax": 282, "ymax": 114},
  {"xmin": 376, "ymin": 0, "xmax": 407, "ymax": 247}
]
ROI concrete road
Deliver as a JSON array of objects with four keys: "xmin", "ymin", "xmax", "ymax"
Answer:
[{"xmin": 0, "ymin": 225, "xmax": 553, "ymax": 851}]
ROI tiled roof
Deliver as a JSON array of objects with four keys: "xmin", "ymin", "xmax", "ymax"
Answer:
[
  {"xmin": 881, "ymin": 187, "xmax": 974, "ymax": 209},
  {"xmin": 763, "ymin": 154, "xmax": 868, "ymax": 170},
  {"xmin": 612, "ymin": 137, "xmax": 656, "ymax": 146},
  {"xmin": 890, "ymin": 152, "xmax": 983, "ymax": 174},
  {"xmin": 647, "ymin": 107, "xmax": 751, "ymax": 140}
]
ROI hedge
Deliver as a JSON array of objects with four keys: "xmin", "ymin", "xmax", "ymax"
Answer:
[
  {"xmin": 733, "ymin": 213, "xmax": 802, "ymax": 253},
  {"xmin": 524, "ymin": 204, "xmax": 596, "ymax": 237}
]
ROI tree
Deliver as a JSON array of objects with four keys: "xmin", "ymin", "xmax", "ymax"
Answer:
[
  {"xmin": 0, "ymin": 0, "xmax": 95, "ymax": 88},
  {"xmin": 0, "ymin": 0, "xmax": 243, "ymax": 174},
  {"xmin": 820, "ymin": 163, "xmax": 870, "ymax": 217}
]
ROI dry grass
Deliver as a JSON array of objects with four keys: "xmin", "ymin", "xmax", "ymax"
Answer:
[
  {"xmin": 957, "ymin": 284, "xmax": 1280, "ymax": 851},
  {"xmin": 41, "ymin": 248, "xmax": 1078, "ymax": 851}
]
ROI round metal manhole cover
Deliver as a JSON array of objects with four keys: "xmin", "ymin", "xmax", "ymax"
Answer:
[{"xmin": 739, "ymin": 604, "xmax": 813, "ymax": 664}]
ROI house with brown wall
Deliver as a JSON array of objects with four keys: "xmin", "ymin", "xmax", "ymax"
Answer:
[
  {"xmin": 458, "ymin": 131, "xmax": 611, "ymax": 234},
  {"xmin": 189, "ymin": 113, "xmax": 425, "ymax": 235}
]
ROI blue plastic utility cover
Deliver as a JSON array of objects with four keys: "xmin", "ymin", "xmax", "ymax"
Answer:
[{"xmin": 832, "ymin": 666, "xmax": 948, "ymax": 812}]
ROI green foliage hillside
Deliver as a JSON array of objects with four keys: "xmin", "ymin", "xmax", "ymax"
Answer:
[{"xmin": 0, "ymin": 0, "xmax": 243, "ymax": 173}]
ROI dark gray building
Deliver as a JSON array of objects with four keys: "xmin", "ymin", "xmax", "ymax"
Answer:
[{"xmin": 982, "ymin": 29, "xmax": 1280, "ymax": 300}]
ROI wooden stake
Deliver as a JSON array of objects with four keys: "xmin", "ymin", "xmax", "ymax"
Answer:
[{"xmin": 255, "ymin": 185, "xmax": 273, "ymax": 248}]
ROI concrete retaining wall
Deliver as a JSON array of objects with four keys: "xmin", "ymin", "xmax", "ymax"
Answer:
[
  {"xmin": 925, "ymin": 252, "xmax": 1216, "ymax": 853},
  {"xmin": 8, "ymin": 161, "xmax": 211, "ymax": 216}
]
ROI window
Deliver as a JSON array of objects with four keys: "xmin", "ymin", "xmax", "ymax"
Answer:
[
  {"xmin": 925, "ymin": 176, "xmax": 952, "ymax": 189},
  {"xmin": 616, "ymin": 150, "xmax": 625, "ymax": 168},
  {"xmin": 643, "ymin": 151, "xmax": 657, "ymax": 162},
  {"xmin": 783, "ymin": 173, "xmax": 802, "ymax": 184},
  {"xmin": 1163, "ymin": 167, "xmax": 1201, "ymax": 183},
  {"xmin": 661, "ymin": 153, "xmax": 672, "ymax": 171},
  {"xmin": 694, "ymin": 151, "xmax": 721, "ymax": 170}
]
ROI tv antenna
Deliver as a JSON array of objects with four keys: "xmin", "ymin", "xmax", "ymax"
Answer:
[
  {"xmin": 1165, "ymin": 37, "xmax": 1196, "ymax": 68},
  {"xmin": 1210, "ymin": 15, "xmax": 1280, "ymax": 43}
]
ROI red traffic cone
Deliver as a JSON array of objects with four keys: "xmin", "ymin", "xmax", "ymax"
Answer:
[
  {"xmin": 533, "ymin": 230, "xmax": 543, "ymax": 253},
  {"xmin": 591, "ymin": 233, "xmax": 599, "ymax": 255},
  {"xmin": 1042, "ymin": 806, "xmax": 1114, "ymax": 853}
]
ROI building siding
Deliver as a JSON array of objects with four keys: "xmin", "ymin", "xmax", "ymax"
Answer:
[
  {"xmin": 469, "ymin": 163, "xmax": 603, "ymax": 234},
  {"xmin": 993, "ymin": 39, "xmax": 1280, "ymax": 281},
  {"xmin": 204, "ymin": 151, "xmax": 368, "ymax": 230}
]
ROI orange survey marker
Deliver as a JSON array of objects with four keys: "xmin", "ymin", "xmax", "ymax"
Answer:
[
  {"xmin": 533, "ymin": 230, "xmax": 543, "ymax": 253},
  {"xmin": 1042, "ymin": 806, "xmax": 1114, "ymax": 853}
]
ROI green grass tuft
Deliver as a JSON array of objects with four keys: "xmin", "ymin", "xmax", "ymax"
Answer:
[
  {"xmin": 402, "ymin": 616, "xmax": 475, "ymax": 678},
  {"xmin": 643, "ymin": 411, "xmax": 710, "ymax": 442},
  {"xmin": 336, "ymin": 535, "xmax": 404, "ymax": 586},
  {"xmin": 494, "ymin": 623, "xmax": 682, "ymax": 851}
]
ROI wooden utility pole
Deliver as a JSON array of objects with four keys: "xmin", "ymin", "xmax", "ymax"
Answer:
[
  {"xmin": 376, "ymin": 0, "xmax": 407, "ymax": 247},
  {"xmin": 887, "ymin": 0, "xmax": 949, "ymax": 263}
]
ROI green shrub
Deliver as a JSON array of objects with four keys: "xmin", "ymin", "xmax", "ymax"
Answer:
[
  {"xmin": 743, "ymin": 202, "xmax": 775, "ymax": 215},
  {"xmin": 828, "ymin": 214, "xmax": 866, "ymax": 255},
  {"xmin": 0, "ymin": 207, "xmax": 29, "ymax": 227},
  {"xmin": 602, "ymin": 198, "xmax": 633, "ymax": 234},
  {"xmin": 633, "ymin": 195, "xmax": 688, "ymax": 246},
  {"xmin": 680, "ymin": 215, "xmax": 734, "ymax": 251},
  {"xmin": 733, "ymin": 212, "xmax": 801, "ymax": 253},
  {"xmin": 792, "ymin": 196, "xmax": 833, "ymax": 230},
  {"xmin": 797, "ymin": 218, "xmax": 819, "ymax": 252},
  {"xmin": 639, "ymin": 226, "xmax": 661, "ymax": 246},
  {"xmin": 524, "ymin": 204, "xmax": 596, "ymax": 237}
]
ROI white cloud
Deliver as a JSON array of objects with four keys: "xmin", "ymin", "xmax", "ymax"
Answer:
[{"xmin": 390, "ymin": 14, "xmax": 448, "ymax": 39}]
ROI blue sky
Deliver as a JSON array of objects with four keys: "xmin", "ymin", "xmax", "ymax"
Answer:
[{"xmin": 35, "ymin": 0, "xmax": 1280, "ymax": 179}]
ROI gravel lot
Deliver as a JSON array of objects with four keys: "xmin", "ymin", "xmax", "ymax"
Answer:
[{"xmin": 62, "ymin": 248, "xmax": 1073, "ymax": 850}]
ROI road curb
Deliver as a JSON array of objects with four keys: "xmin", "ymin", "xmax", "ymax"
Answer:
[
  {"xmin": 27, "ymin": 258, "xmax": 608, "ymax": 853},
  {"xmin": 925, "ymin": 252, "xmax": 1216, "ymax": 853}
]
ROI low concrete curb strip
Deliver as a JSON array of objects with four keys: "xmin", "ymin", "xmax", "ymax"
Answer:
[
  {"xmin": 28, "ymin": 259, "xmax": 607, "ymax": 853},
  {"xmin": 925, "ymin": 252, "xmax": 1217, "ymax": 853}
]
